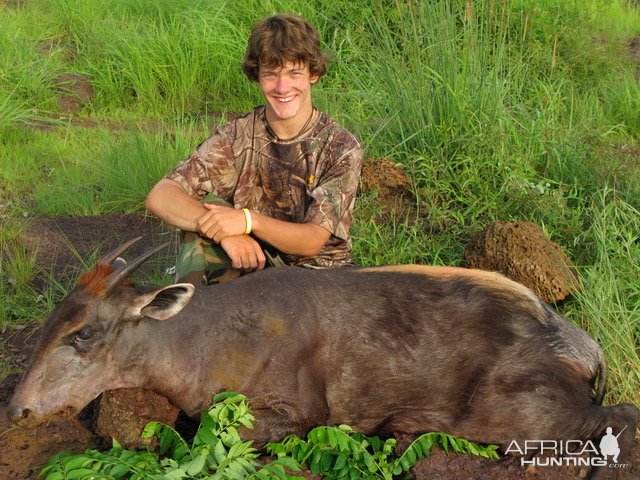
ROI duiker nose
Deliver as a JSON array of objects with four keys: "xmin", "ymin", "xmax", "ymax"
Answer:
[{"xmin": 6, "ymin": 403, "xmax": 30, "ymax": 422}]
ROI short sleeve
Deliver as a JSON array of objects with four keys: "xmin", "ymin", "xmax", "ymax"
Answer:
[
  {"xmin": 304, "ymin": 140, "xmax": 363, "ymax": 241},
  {"xmin": 165, "ymin": 128, "xmax": 237, "ymax": 201}
]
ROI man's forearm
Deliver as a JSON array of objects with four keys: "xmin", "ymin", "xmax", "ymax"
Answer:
[
  {"xmin": 250, "ymin": 212, "xmax": 331, "ymax": 257},
  {"xmin": 145, "ymin": 179, "xmax": 205, "ymax": 232},
  {"xmin": 147, "ymin": 179, "xmax": 331, "ymax": 258}
]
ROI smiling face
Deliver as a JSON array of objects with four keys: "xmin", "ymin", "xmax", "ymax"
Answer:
[{"xmin": 258, "ymin": 61, "xmax": 318, "ymax": 138}]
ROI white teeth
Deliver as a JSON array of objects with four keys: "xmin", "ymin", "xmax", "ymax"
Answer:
[{"xmin": 277, "ymin": 96, "xmax": 294, "ymax": 103}]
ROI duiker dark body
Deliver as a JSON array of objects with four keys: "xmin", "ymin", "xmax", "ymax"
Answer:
[{"xmin": 8, "ymin": 246, "xmax": 638, "ymax": 480}]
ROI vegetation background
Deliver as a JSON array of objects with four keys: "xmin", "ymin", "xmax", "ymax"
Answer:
[{"xmin": 0, "ymin": 0, "xmax": 638, "ymax": 429}]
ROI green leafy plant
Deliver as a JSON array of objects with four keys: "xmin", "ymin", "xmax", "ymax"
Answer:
[
  {"xmin": 40, "ymin": 393, "xmax": 499, "ymax": 480},
  {"xmin": 267, "ymin": 424, "xmax": 499, "ymax": 480},
  {"xmin": 40, "ymin": 392, "xmax": 301, "ymax": 479}
]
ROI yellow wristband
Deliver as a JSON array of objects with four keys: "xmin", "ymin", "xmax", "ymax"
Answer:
[{"xmin": 242, "ymin": 208, "xmax": 252, "ymax": 235}]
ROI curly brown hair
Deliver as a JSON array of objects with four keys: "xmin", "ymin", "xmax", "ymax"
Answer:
[{"xmin": 242, "ymin": 14, "xmax": 330, "ymax": 82}]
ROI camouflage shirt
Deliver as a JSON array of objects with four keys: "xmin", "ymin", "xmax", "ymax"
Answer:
[{"xmin": 166, "ymin": 106, "xmax": 363, "ymax": 268}]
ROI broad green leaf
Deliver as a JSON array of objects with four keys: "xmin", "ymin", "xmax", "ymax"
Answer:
[
  {"xmin": 363, "ymin": 451, "xmax": 377, "ymax": 473},
  {"xmin": 62, "ymin": 456, "xmax": 92, "ymax": 470},
  {"xmin": 404, "ymin": 447, "xmax": 416, "ymax": 467},
  {"xmin": 185, "ymin": 449, "xmax": 208, "ymax": 475},
  {"xmin": 348, "ymin": 467, "xmax": 359, "ymax": 480},
  {"xmin": 336, "ymin": 432, "xmax": 351, "ymax": 452},
  {"xmin": 66, "ymin": 467, "xmax": 102, "ymax": 479},
  {"xmin": 109, "ymin": 463, "xmax": 132, "ymax": 477},
  {"xmin": 213, "ymin": 438, "xmax": 228, "ymax": 464},
  {"xmin": 163, "ymin": 468, "xmax": 188, "ymax": 480},
  {"xmin": 398, "ymin": 455, "xmax": 411, "ymax": 472},
  {"xmin": 318, "ymin": 451, "xmax": 332, "ymax": 472},
  {"xmin": 334, "ymin": 453, "xmax": 347, "ymax": 470},
  {"xmin": 212, "ymin": 391, "xmax": 242, "ymax": 403},
  {"xmin": 270, "ymin": 456, "xmax": 301, "ymax": 471},
  {"xmin": 238, "ymin": 415, "xmax": 254, "ymax": 429},
  {"xmin": 326, "ymin": 428, "xmax": 338, "ymax": 448}
]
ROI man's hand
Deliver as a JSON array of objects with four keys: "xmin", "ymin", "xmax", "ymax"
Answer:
[
  {"xmin": 197, "ymin": 203, "xmax": 248, "ymax": 242},
  {"xmin": 220, "ymin": 235, "xmax": 267, "ymax": 271}
]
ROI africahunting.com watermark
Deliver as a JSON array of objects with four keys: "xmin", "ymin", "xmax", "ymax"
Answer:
[{"xmin": 505, "ymin": 426, "xmax": 631, "ymax": 470}]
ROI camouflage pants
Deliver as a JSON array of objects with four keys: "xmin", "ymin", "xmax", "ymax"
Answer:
[{"xmin": 175, "ymin": 197, "xmax": 286, "ymax": 285}]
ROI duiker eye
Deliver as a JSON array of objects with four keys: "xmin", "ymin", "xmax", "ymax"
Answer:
[{"xmin": 74, "ymin": 329, "xmax": 94, "ymax": 343}]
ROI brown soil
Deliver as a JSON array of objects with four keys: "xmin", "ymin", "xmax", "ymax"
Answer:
[
  {"xmin": 53, "ymin": 73, "xmax": 94, "ymax": 114},
  {"xmin": 20, "ymin": 213, "xmax": 178, "ymax": 289},
  {"xmin": 1, "ymin": 214, "xmax": 639, "ymax": 480}
]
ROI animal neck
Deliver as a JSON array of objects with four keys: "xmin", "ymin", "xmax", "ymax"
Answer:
[{"xmin": 120, "ymin": 316, "xmax": 222, "ymax": 417}]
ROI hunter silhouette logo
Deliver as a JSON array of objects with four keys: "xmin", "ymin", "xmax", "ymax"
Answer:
[
  {"xmin": 505, "ymin": 426, "xmax": 631, "ymax": 469},
  {"xmin": 599, "ymin": 426, "xmax": 625, "ymax": 464}
]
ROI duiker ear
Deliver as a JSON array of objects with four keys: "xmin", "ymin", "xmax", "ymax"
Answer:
[{"xmin": 128, "ymin": 283, "xmax": 195, "ymax": 321}]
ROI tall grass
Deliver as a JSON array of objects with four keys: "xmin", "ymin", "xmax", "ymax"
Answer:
[
  {"xmin": 563, "ymin": 190, "xmax": 640, "ymax": 405},
  {"xmin": 29, "ymin": 123, "xmax": 203, "ymax": 215},
  {"xmin": 30, "ymin": 0, "xmax": 323, "ymax": 115},
  {"xmin": 82, "ymin": 8, "xmax": 251, "ymax": 114},
  {"xmin": 326, "ymin": 1, "xmax": 598, "ymax": 253},
  {"xmin": 0, "ymin": 4, "xmax": 61, "ymax": 130},
  {"xmin": 0, "ymin": 91, "xmax": 36, "ymax": 132},
  {"xmin": 95, "ymin": 125, "xmax": 204, "ymax": 212},
  {"xmin": 0, "ymin": 235, "xmax": 49, "ymax": 333}
]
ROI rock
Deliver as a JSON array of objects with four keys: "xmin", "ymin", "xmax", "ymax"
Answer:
[
  {"xmin": 463, "ymin": 221, "xmax": 579, "ymax": 303},
  {"xmin": 96, "ymin": 388, "xmax": 180, "ymax": 449}
]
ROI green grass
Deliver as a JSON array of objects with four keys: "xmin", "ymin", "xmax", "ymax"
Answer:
[
  {"xmin": 563, "ymin": 190, "xmax": 640, "ymax": 405},
  {"xmin": 28, "ymin": 124, "xmax": 203, "ymax": 215},
  {"xmin": 0, "ymin": 0, "xmax": 638, "ymax": 422},
  {"xmin": 0, "ymin": 231, "xmax": 58, "ymax": 334}
]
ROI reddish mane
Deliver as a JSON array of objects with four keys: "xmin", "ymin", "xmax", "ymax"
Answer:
[{"xmin": 77, "ymin": 262, "xmax": 114, "ymax": 295}]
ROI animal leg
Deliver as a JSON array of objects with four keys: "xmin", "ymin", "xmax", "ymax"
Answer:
[{"xmin": 242, "ymin": 400, "xmax": 327, "ymax": 448}]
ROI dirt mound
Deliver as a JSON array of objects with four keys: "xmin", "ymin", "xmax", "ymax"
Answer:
[
  {"xmin": 0, "ymin": 409, "xmax": 99, "ymax": 480},
  {"xmin": 0, "ymin": 371, "xmax": 102, "ymax": 480},
  {"xmin": 463, "ymin": 221, "xmax": 579, "ymax": 303},
  {"xmin": 360, "ymin": 157, "xmax": 415, "ymax": 217}
]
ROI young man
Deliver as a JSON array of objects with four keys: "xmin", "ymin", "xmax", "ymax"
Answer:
[{"xmin": 145, "ymin": 14, "xmax": 363, "ymax": 285}]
